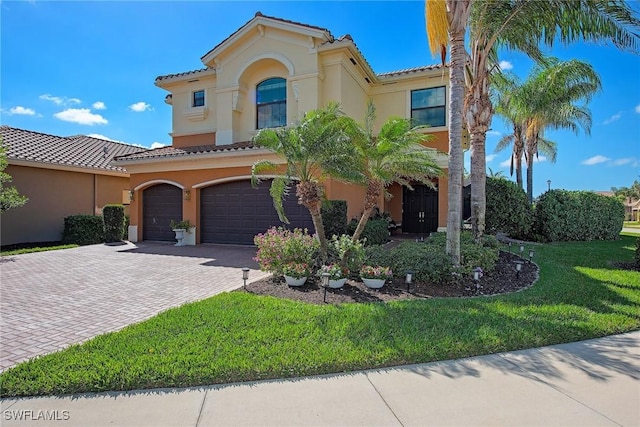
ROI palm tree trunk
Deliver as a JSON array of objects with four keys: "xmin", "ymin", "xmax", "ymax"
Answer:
[
  {"xmin": 352, "ymin": 179, "xmax": 382, "ymax": 241},
  {"xmin": 352, "ymin": 208, "xmax": 374, "ymax": 241},
  {"xmin": 514, "ymin": 127, "xmax": 524, "ymax": 189},
  {"xmin": 297, "ymin": 181, "xmax": 328, "ymax": 260},
  {"xmin": 445, "ymin": 0, "xmax": 471, "ymax": 266},
  {"xmin": 525, "ymin": 143, "xmax": 535, "ymax": 203}
]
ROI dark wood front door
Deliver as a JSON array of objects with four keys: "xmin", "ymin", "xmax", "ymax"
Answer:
[{"xmin": 402, "ymin": 185, "xmax": 439, "ymax": 234}]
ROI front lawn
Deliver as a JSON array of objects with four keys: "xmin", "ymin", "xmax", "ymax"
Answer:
[
  {"xmin": 1, "ymin": 236, "xmax": 638, "ymax": 397},
  {"xmin": 624, "ymin": 221, "xmax": 640, "ymax": 229}
]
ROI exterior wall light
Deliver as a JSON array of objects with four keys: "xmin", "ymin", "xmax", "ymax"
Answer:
[{"xmin": 184, "ymin": 189, "xmax": 191, "ymax": 201}]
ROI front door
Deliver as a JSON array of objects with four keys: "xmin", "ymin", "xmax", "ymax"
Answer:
[{"xmin": 402, "ymin": 185, "xmax": 438, "ymax": 234}]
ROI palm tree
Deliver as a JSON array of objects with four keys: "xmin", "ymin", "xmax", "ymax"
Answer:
[
  {"xmin": 520, "ymin": 59, "xmax": 600, "ymax": 201},
  {"xmin": 350, "ymin": 101, "xmax": 444, "ymax": 241},
  {"xmin": 464, "ymin": 0, "xmax": 639, "ymax": 239},
  {"xmin": 425, "ymin": 0, "xmax": 472, "ymax": 266},
  {"xmin": 252, "ymin": 103, "xmax": 364, "ymax": 260}
]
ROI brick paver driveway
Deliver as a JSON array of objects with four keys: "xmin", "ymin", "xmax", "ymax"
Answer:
[{"xmin": 0, "ymin": 242, "xmax": 269, "ymax": 371}]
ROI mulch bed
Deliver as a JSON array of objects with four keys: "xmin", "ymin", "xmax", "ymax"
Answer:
[{"xmin": 242, "ymin": 251, "xmax": 539, "ymax": 305}]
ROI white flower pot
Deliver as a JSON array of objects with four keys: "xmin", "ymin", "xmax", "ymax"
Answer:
[
  {"xmin": 328, "ymin": 278, "xmax": 346, "ymax": 289},
  {"xmin": 284, "ymin": 276, "xmax": 307, "ymax": 287},
  {"xmin": 362, "ymin": 278, "xmax": 386, "ymax": 289},
  {"xmin": 173, "ymin": 229, "xmax": 186, "ymax": 246}
]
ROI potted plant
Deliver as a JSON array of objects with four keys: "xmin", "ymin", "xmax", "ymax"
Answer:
[
  {"xmin": 319, "ymin": 264, "xmax": 349, "ymax": 289},
  {"xmin": 170, "ymin": 219, "xmax": 192, "ymax": 247},
  {"xmin": 282, "ymin": 262, "xmax": 310, "ymax": 287},
  {"xmin": 360, "ymin": 265, "xmax": 393, "ymax": 289}
]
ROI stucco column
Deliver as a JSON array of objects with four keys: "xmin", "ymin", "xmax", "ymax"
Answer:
[{"xmin": 216, "ymin": 88, "xmax": 235, "ymax": 145}]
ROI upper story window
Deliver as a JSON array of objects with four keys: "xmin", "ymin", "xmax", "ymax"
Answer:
[
  {"xmin": 256, "ymin": 78, "xmax": 286, "ymax": 129},
  {"xmin": 411, "ymin": 86, "xmax": 446, "ymax": 127},
  {"xmin": 192, "ymin": 90, "xmax": 205, "ymax": 107}
]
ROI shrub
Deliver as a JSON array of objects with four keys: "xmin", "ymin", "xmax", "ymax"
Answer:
[
  {"xmin": 391, "ymin": 242, "xmax": 455, "ymax": 283},
  {"xmin": 533, "ymin": 190, "xmax": 624, "ymax": 242},
  {"xmin": 360, "ymin": 265, "xmax": 393, "ymax": 280},
  {"xmin": 62, "ymin": 215, "xmax": 104, "ymax": 245},
  {"xmin": 254, "ymin": 227, "xmax": 319, "ymax": 276},
  {"xmin": 635, "ymin": 237, "xmax": 640, "ymax": 267},
  {"xmin": 327, "ymin": 234, "xmax": 365, "ymax": 275},
  {"xmin": 318, "ymin": 264, "xmax": 349, "ymax": 280},
  {"xmin": 363, "ymin": 245, "xmax": 395, "ymax": 269},
  {"xmin": 103, "ymin": 204, "xmax": 125, "ymax": 243},
  {"xmin": 321, "ymin": 200, "xmax": 347, "ymax": 239},
  {"xmin": 282, "ymin": 262, "xmax": 311, "ymax": 279},
  {"xmin": 347, "ymin": 218, "xmax": 390, "ymax": 246},
  {"xmin": 485, "ymin": 177, "xmax": 532, "ymax": 238}
]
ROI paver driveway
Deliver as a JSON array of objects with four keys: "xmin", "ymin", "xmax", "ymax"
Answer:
[{"xmin": 0, "ymin": 242, "xmax": 270, "ymax": 371}]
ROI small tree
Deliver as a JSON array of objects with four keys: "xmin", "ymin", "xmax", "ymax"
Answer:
[{"xmin": 0, "ymin": 143, "xmax": 28, "ymax": 213}]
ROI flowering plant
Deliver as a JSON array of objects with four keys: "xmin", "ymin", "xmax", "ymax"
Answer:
[
  {"xmin": 282, "ymin": 262, "xmax": 310, "ymax": 279},
  {"xmin": 318, "ymin": 264, "xmax": 348, "ymax": 280},
  {"xmin": 253, "ymin": 227, "xmax": 319, "ymax": 276},
  {"xmin": 359, "ymin": 265, "xmax": 393, "ymax": 280}
]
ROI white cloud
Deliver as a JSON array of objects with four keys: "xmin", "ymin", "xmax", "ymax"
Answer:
[
  {"xmin": 39, "ymin": 94, "xmax": 81, "ymax": 106},
  {"xmin": 499, "ymin": 60, "xmax": 513, "ymax": 71},
  {"xmin": 499, "ymin": 158, "xmax": 511, "ymax": 168},
  {"xmin": 581, "ymin": 155, "xmax": 610, "ymax": 165},
  {"xmin": 87, "ymin": 133, "xmax": 118, "ymax": 142},
  {"xmin": 92, "ymin": 101, "xmax": 106, "ymax": 110},
  {"xmin": 533, "ymin": 155, "xmax": 547, "ymax": 164},
  {"xmin": 486, "ymin": 154, "xmax": 497, "ymax": 162},
  {"xmin": 150, "ymin": 142, "xmax": 166, "ymax": 149},
  {"xmin": 129, "ymin": 102, "xmax": 152, "ymax": 112},
  {"xmin": 54, "ymin": 108, "xmax": 107, "ymax": 125},
  {"xmin": 603, "ymin": 112, "xmax": 622, "ymax": 125},
  {"xmin": 635, "ymin": 104, "xmax": 640, "ymax": 114},
  {"xmin": 8, "ymin": 106, "xmax": 36, "ymax": 116},
  {"xmin": 486, "ymin": 130, "xmax": 502, "ymax": 136},
  {"xmin": 612, "ymin": 157, "xmax": 635, "ymax": 166}
]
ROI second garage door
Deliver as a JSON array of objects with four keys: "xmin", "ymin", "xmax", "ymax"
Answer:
[{"xmin": 200, "ymin": 180, "xmax": 315, "ymax": 245}]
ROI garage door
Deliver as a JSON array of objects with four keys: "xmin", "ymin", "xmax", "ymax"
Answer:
[
  {"xmin": 200, "ymin": 180, "xmax": 315, "ymax": 244},
  {"xmin": 143, "ymin": 184, "xmax": 183, "ymax": 241}
]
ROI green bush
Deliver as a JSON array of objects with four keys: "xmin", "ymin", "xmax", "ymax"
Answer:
[
  {"xmin": 364, "ymin": 234, "xmax": 499, "ymax": 284},
  {"xmin": 327, "ymin": 234, "xmax": 366, "ymax": 275},
  {"xmin": 485, "ymin": 177, "xmax": 532, "ymax": 238},
  {"xmin": 103, "ymin": 204, "xmax": 125, "ymax": 243},
  {"xmin": 346, "ymin": 218, "xmax": 390, "ymax": 246},
  {"xmin": 321, "ymin": 200, "xmax": 347, "ymax": 239},
  {"xmin": 533, "ymin": 190, "xmax": 624, "ymax": 242},
  {"xmin": 635, "ymin": 237, "xmax": 640, "ymax": 267},
  {"xmin": 62, "ymin": 215, "xmax": 104, "ymax": 245}
]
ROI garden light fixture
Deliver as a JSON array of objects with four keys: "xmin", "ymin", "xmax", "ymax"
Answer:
[
  {"xmin": 242, "ymin": 267, "xmax": 250, "ymax": 289},
  {"xmin": 515, "ymin": 260, "xmax": 524, "ymax": 279},
  {"xmin": 405, "ymin": 271, "xmax": 413, "ymax": 292},
  {"xmin": 529, "ymin": 249, "xmax": 535, "ymax": 263},
  {"xmin": 519, "ymin": 244, "xmax": 525, "ymax": 254},
  {"xmin": 321, "ymin": 272, "xmax": 330, "ymax": 303}
]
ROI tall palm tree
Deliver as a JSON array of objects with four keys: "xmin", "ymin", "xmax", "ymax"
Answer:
[
  {"xmin": 425, "ymin": 0, "xmax": 472, "ymax": 266},
  {"xmin": 350, "ymin": 101, "xmax": 444, "ymax": 241},
  {"xmin": 252, "ymin": 103, "xmax": 364, "ymax": 260},
  {"xmin": 464, "ymin": 0, "xmax": 639, "ymax": 239}
]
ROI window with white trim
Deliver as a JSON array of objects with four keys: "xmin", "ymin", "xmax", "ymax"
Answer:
[
  {"xmin": 256, "ymin": 78, "xmax": 286, "ymax": 129},
  {"xmin": 411, "ymin": 86, "xmax": 446, "ymax": 127}
]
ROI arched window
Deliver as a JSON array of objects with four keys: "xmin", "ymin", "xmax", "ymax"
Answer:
[{"xmin": 256, "ymin": 77, "xmax": 286, "ymax": 129}]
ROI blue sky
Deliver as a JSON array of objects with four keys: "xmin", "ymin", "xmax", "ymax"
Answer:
[{"xmin": 1, "ymin": 1, "xmax": 638, "ymax": 197}]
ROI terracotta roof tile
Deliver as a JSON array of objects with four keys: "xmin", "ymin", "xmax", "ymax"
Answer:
[
  {"xmin": 377, "ymin": 64, "xmax": 445, "ymax": 77},
  {"xmin": 155, "ymin": 67, "xmax": 215, "ymax": 83},
  {"xmin": 114, "ymin": 141, "xmax": 257, "ymax": 162},
  {"xmin": 0, "ymin": 126, "xmax": 147, "ymax": 173}
]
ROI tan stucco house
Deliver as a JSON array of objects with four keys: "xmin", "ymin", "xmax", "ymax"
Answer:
[
  {"xmin": 0, "ymin": 126, "xmax": 146, "ymax": 246},
  {"xmin": 114, "ymin": 12, "xmax": 459, "ymax": 245}
]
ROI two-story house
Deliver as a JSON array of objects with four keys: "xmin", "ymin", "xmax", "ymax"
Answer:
[{"xmin": 114, "ymin": 12, "xmax": 457, "ymax": 245}]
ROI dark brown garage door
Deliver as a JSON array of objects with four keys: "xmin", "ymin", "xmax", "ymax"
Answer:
[
  {"xmin": 200, "ymin": 180, "xmax": 315, "ymax": 245},
  {"xmin": 143, "ymin": 184, "xmax": 183, "ymax": 241}
]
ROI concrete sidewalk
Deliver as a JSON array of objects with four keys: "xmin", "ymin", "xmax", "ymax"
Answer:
[{"xmin": 2, "ymin": 331, "xmax": 638, "ymax": 427}]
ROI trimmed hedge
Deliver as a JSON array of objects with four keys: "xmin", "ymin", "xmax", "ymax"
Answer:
[
  {"xmin": 321, "ymin": 200, "xmax": 347, "ymax": 239},
  {"xmin": 635, "ymin": 237, "xmax": 640, "ymax": 267},
  {"xmin": 347, "ymin": 218, "xmax": 390, "ymax": 246},
  {"xmin": 103, "ymin": 204, "xmax": 125, "ymax": 243},
  {"xmin": 533, "ymin": 190, "xmax": 624, "ymax": 242},
  {"xmin": 62, "ymin": 215, "xmax": 104, "ymax": 245},
  {"xmin": 485, "ymin": 177, "xmax": 532, "ymax": 238}
]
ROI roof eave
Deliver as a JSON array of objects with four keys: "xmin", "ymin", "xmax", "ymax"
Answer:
[
  {"xmin": 155, "ymin": 68, "xmax": 217, "ymax": 88},
  {"xmin": 112, "ymin": 147, "xmax": 273, "ymax": 166}
]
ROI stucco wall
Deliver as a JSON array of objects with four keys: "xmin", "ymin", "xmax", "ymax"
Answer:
[{"xmin": 1, "ymin": 165, "xmax": 130, "ymax": 246}]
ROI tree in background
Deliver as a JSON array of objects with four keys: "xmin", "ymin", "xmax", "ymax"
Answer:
[
  {"xmin": 0, "ymin": 143, "xmax": 28, "ymax": 213},
  {"xmin": 612, "ymin": 179, "xmax": 640, "ymax": 220}
]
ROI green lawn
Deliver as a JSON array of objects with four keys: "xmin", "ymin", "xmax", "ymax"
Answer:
[
  {"xmin": 624, "ymin": 221, "xmax": 640, "ymax": 229},
  {"xmin": 1, "ymin": 235, "xmax": 638, "ymax": 397},
  {"xmin": 0, "ymin": 244, "xmax": 78, "ymax": 256}
]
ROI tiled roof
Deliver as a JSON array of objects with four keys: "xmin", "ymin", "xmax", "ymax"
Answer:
[
  {"xmin": 200, "ymin": 11, "xmax": 334, "ymax": 62},
  {"xmin": 377, "ymin": 64, "xmax": 445, "ymax": 77},
  {"xmin": 155, "ymin": 67, "xmax": 215, "ymax": 83},
  {"xmin": 114, "ymin": 141, "xmax": 257, "ymax": 162},
  {"xmin": 0, "ymin": 126, "xmax": 147, "ymax": 173}
]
